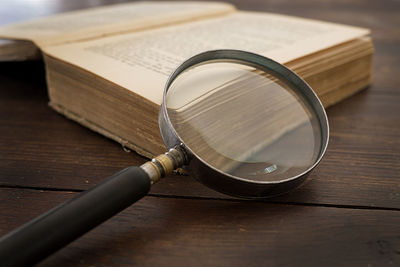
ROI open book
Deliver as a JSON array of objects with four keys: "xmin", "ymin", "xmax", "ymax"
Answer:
[{"xmin": 0, "ymin": 1, "xmax": 373, "ymax": 157}]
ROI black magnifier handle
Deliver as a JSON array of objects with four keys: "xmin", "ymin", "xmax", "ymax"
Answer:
[
  {"xmin": 0, "ymin": 166, "xmax": 150, "ymax": 267},
  {"xmin": 0, "ymin": 148, "xmax": 186, "ymax": 267}
]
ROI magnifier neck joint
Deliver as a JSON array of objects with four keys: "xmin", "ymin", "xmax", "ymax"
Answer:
[{"xmin": 140, "ymin": 147, "xmax": 187, "ymax": 184}]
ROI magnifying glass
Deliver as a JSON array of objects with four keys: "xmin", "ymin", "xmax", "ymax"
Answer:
[{"xmin": 0, "ymin": 50, "xmax": 329, "ymax": 266}]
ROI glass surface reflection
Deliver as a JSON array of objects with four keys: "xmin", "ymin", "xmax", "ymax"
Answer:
[{"xmin": 166, "ymin": 62, "xmax": 322, "ymax": 181}]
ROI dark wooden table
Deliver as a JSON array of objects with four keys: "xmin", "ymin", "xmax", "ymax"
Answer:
[{"xmin": 1, "ymin": 0, "xmax": 399, "ymax": 266}]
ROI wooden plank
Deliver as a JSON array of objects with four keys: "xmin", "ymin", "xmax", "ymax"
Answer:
[
  {"xmin": 1, "ymin": 188, "xmax": 399, "ymax": 266},
  {"xmin": 1, "ymin": 66, "xmax": 399, "ymax": 208}
]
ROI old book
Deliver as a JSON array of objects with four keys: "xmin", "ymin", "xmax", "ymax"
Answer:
[
  {"xmin": 0, "ymin": 1, "xmax": 373, "ymax": 157},
  {"xmin": 0, "ymin": 39, "xmax": 40, "ymax": 61}
]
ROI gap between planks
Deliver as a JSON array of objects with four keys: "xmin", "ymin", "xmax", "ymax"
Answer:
[{"xmin": 1, "ymin": 183, "xmax": 400, "ymax": 212}]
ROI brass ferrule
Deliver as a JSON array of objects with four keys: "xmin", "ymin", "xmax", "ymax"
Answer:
[{"xmin": 140, "ymin": 147, "xmax": 187, "ymax": 184}]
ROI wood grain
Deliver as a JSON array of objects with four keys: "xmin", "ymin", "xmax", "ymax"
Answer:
[
  {"xmin": 1, "ymin": 67, "xmax": 398, "ymax": 208},
  {"xmin": 1, "ymin": 188, "xmax": 400, "ymax": 267},
  {"xmin": 0, "ymin": 0, "xmax": 399, "ymax": 266}
]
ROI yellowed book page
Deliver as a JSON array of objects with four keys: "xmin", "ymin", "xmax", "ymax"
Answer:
[
  {"xmin": 43, "ymin": 11, "xmax": 369, "ymax": 105},
  {"xmin": 0, "ymin": 1, "xmax": 234, "ymax": 47}
]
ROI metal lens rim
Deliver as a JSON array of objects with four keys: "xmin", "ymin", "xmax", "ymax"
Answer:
[{"xmin": 160, "ymin": 49, "xmax": 329, "ymax": 185}]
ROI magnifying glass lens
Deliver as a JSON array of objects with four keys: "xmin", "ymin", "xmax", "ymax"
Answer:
[{"xmin": 166, "ymin": 61, "xmax": 322, "ymax": 182}]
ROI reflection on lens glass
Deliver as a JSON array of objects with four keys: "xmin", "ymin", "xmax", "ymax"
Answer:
[{"xmin": 166, "ymin": 62, "xmax": 322, "ymax": 182}]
